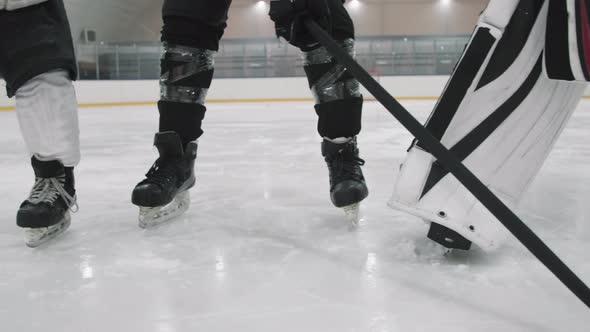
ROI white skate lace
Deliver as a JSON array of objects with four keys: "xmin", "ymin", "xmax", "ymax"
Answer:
[{"xmin": 29, "ymin": 175, "xmax": 79, "ymax": 213}]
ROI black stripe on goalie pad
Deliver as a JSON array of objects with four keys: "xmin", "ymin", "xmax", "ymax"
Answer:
[
  {"xmin": 417, "ymin": 27, "xmax": 496, "ymax": 147},
  {"xmin": 545, "ymin": 0, "xmax": 576, "ymax": 81},
  {"xmin": 421, "ymin": 57, "xmax": 543, "ymax": 197},
  {"xmin": 477, "ymin": 0, "xmax": 544, "ymax": 90}
]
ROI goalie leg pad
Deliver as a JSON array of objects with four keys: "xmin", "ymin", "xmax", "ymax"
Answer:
[
  {"xmin": 389, "ymin": 0, "xmax": 587, "ymax": 251},
  {"xmin": 0, "ymin": 0, "xmax": 76, "ymax": 97}
]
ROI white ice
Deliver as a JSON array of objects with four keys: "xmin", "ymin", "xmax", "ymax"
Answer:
[{"xmin": 0, "ymin": 100, "xmax": 589, "ymax": 332}]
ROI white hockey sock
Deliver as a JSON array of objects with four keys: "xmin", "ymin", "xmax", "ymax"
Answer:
[{"xmin": 15, "ymin": 70, "xmax": 80, "ymax": 167}]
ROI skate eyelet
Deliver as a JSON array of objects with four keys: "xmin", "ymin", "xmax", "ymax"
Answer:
[
  {"xmin": 469, "ymin": 225, "xmax": 475, "ymax": 232},
  {"xmin": 438, "ymin": 211, "xmax": 447, "ymax": 218}
]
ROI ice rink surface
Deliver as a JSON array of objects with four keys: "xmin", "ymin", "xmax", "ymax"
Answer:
[{"xmin": 0, "ymin": 100, "xmax": 589, "ymax": 332}]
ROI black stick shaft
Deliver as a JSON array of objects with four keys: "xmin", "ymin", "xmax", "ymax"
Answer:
[{"xmin": 304, "ymin": 19, "xmax": 590, "ymax": 308}]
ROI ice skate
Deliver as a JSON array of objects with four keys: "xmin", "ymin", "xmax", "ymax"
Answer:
[
  {"xmin": 17, "ymin": 158, "xmax": 77, "ymax": 248},
  {"xmin": 322, "ymin": 137, "xmax": 368, "ymax": 226},
  {"xmin": 137, "ymin": 191, "xmax": 191, "ymax": 228},
  {"xmin": 24, "ymin": 215, "xmax": 72, "ymax": 248},
  {"xmin": 132, "ymin": 132, "xmax": 197, "ymax": 228}
]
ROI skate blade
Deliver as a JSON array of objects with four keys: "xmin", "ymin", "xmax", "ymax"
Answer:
[
  {"xmin": 138, "ymin": 191, "xmax": 190, "ymax": 229},
  {"xmin": 24, "ymin": 214, "xmax": 71, "ymax": 248},
  {"xmin": 342, "ymin": 203, "xmax": 362, "ymax": 228}
]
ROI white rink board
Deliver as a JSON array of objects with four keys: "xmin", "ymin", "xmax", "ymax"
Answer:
[
  {"xmin": 3, "ymin": 76, "xmax": 590, "ymax": 108},
  {"xmin": 2, "ymin": 76, "xmax": 452, "ymax": 107}
]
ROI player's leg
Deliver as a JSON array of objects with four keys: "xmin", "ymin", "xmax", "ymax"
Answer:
[
  {"xmin": 303, "ymin": 0, "xmax": 368, "ymax": 222},
  {"xmin": 131, "ymin": 0, "xmax": 232, "ymax": 227},
  {"xmin": 0, "ymin": 0, "xmax": 80, "ymax": 247}
]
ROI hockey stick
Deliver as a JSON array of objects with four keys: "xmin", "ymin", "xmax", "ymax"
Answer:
[{"xmin": 304, "ymin": 19, "xmax": 590, "ymax": 308}]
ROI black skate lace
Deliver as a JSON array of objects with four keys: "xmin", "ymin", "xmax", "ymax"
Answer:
[
  {"xmin": 144, "ymin": 161, "xmax": 177, "ymax": 187},
  {"xmin": 328, "ymin": 150, "xmax": 366, "ymax": 184},
  {"xmin": 29, "ymin": 175, "xmax": 78, "ymax": 212}
]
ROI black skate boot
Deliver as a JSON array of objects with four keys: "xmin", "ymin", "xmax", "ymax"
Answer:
[
  {"xmin": 17, "ymin": 157, "xmax": 77, "ymax": 248},
  {"xmin": 322, "ymin": 137, "xmax": 369, "ymax": 224},
  {"xmin": 132, "ymin": 131, "xmax": 197, "ymax": 228}
]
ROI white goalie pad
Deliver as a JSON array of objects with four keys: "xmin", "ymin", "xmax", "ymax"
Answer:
[{"xmin": 389, "ymin": 0, "xmax": 587, "ymax": 251}]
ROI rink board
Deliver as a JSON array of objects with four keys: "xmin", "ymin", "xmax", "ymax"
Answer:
[
  {"xmin": 4, "ymin": 76, "xmax": 590, "ymax": 111},
  {"xmin": 0, "ymin": 76, "xmax": 455, "ymax": 110}
]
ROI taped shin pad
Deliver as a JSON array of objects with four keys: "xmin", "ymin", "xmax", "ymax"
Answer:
[{"xmin": 303, "ymin": 39, "xmax": 363, "ymax": 139}]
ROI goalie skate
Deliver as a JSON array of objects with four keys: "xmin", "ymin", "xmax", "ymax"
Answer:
[
  {"xmin": 24, "ymin": 213, "xmax": 71, "ymax": 248},
  {"xmin": 138, "ymin": 191, "xmax": 190, "ymax": 228}
]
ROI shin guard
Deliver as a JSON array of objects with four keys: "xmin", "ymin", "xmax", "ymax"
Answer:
[
  {"xmin": 303, "ymin": 39, "xmax": 363, "ymax": 139},
  {"xmin": 158, "ymin": 43, "xmax": 214, "ymax": 145}
]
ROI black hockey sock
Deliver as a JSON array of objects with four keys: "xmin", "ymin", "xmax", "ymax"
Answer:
[
  {"xmin": 315, "ymin": 97, "xmax": 363, "ymax": 139},
  {"xmin": 158, "ymin": 101, "xmax": 206, "ymax": 147}
]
